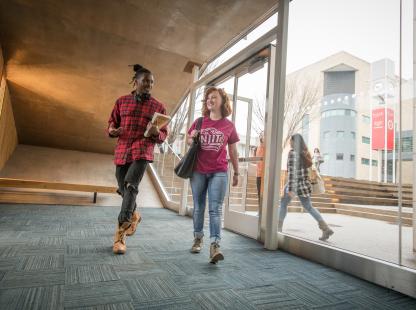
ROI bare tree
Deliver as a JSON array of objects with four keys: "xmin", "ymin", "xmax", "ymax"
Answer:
[
  {"xmin": 167, "ymin": 102, "xmax": 188, "ymax": 145},
  {"xmin": 282, "ymin": 77, "xmax": 321, "ymax": 147},
  {"xmin": 252, "ymin": 76, "xmax": 321, "ymax": 147},
  {"xmin": 167, "ymin": 87, "xmax": 205, "ymax": 146}
]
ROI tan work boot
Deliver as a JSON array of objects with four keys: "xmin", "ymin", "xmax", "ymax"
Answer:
[
  {"xmin": 191, "ymin": 237, "xmax": 203, "ymax": 253},
  {"xmin": 209, "ymin": 243, "xmax": 224, "ymax": 264},
  {"xmin": 318, "ymin": 221, "xmax": 334, "ymax": 241},
  {"xmin": 125, "ymin": 211, "xmax": 142, "ymax": 236},
  {"xmin": 113, "ymin": 222, "xmax": 131, "ymax": 254}
]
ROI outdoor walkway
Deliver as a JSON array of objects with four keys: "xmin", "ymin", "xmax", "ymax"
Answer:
[
  {"xmin": 282, "ymin": 212, "xmax": 416, "ymax": 269},
  {"xmin": 0, "ymin": 204, "xmax": 415, "ymax": 309}
]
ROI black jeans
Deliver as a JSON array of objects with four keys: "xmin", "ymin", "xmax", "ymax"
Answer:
[{"xmin": 115, "ymin": 160, "xmax": 149, "ymax": 225}]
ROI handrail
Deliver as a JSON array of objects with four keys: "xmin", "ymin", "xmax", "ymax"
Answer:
[{"xmin": 162, "ymin": 141, "xmax": 182, "ymax": 160}]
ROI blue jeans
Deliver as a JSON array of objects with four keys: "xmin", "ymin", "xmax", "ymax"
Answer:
[
  {"xmin": 190, "ymin": 171, "xmax": 228, "ymax": 244},
  {"xmin": 278, "ymin": 185, "xmax": 324, "ymax": 223}
]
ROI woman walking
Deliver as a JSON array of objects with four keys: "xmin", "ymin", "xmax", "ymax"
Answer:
[
  {"xmin": 278, "ymin": 134, "xmax": 333, "ymax": 241},
  {"xmin": 187, "ymin": 87, "xmax": 239, "ymax": 263},
  {"xmin": 312, "ymin": 148, "xmax": 324, "ymax": 172}
]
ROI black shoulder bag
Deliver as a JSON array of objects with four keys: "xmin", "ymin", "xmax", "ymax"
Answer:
[{"xmin": 174, "ymin": 117, "xmax": 203, "ymax": 179}]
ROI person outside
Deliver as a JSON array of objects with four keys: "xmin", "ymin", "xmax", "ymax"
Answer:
[
  {"xmin": 187, "ymin": 87, "xmax": 239, "ymax": 263},
  {"xmin": 254, "ymin": 132, "xmax": 265, "ymax": 206},
  {"xmin": 278, "ymin": 134, "xmax": 334, "ymax": 241},
  {"xmin": 108, "ymin": 64, "xmax": 168, "ymax": 254},
  {"xmin": 312, "ymin": 148, "xmax": 324, "ymax": 172}
]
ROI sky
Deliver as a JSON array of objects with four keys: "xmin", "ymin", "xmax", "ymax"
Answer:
[{"xmin": 287, "ymin": 0, "xmax": 413, "ymax": 79}]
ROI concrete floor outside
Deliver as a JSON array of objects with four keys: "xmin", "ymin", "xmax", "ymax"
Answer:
[{"xmin": 280, "ymin": 212, "xmax": 416, "ymax": 270}]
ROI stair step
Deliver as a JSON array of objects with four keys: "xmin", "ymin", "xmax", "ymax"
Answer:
[{"xmin": 336, "ymin": 209, "xmax": 412, "ymax": 226}]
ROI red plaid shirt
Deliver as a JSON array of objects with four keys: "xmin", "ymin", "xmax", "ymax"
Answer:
[{"xmin": 108, "ymin": 93, "xmax": 168, "ymax": 165}]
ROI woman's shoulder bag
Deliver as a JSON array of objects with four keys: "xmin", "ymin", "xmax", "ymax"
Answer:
[{"xmin": 174, "ymin": 117, "xmax": 203, "ymax": 179}]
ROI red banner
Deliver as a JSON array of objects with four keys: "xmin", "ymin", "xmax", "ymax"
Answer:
[{"xmin": 372, "ymin": 108, "xmax": 394, "ymax": 150}]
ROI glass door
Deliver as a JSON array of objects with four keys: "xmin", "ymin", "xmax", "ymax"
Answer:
[{"xmin": 219, "ymin": 49, "xmax": 270, "ymax": 239}]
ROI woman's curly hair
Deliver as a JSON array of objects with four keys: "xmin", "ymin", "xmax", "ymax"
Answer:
[{"xmin": 201, "ymin": 87, "xmax": 232, "ymax": 118}]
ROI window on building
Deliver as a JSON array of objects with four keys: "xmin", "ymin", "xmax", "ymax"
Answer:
[
  {"xmin": 336, "ymin": 131, "xmax": 345, "ymax": 138},
  {"xmin": 362, "ymin": 115, "xmax": 371, "ymax": 124},
  {"xmin": 402, "ymin": 137, "xmax": 413, "ymax": 153},
  {"xmin": 351, "ymin": 131, "xmax": 356, "ymax": 139},
  {"xmin": 372, "ymin": 160, "xmax": 378, "ymax": 167},
  {"xmin": 361, "ymin": 158, "xmax": 370, "ymax": 165},
  {"xmin": 350, "ymin": 154, "xmax": 355, "ymax": 161},
  {"xmin": 323, "ymin": 153, "xmax": 329, "ymax": 161},
  {"xmin": 324, "ymin": 71, "xmax": 355, "ymax": 95},
  {"xmin": 336, "ymin": 153, "xmax": 344, "ymax": 160},
  {"xmin": 321, "ymin": 109, "xmax": 356, "ymax": 118},
  {"xmin": 362, "ymin": 136, "xmax": 370, "ymax": 144},
  {"xmin": 323, "ymin": 131, "xmax": 331, "ymax": 139}
]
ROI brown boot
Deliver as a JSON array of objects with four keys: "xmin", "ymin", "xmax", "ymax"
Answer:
[
  {"xmin": 125, "ymin": 211, "xmax": 142, "ymax": 236},
  {"xmin": 191, "ymin": 237, "xmax": 203, "ymax": 253},
  {"xmin": 113, "ymin": 222, "xmax": 131, "ymax": 254},
  {"xmin": 209, "ymin": 243, "xmax": 224, "ymax": 264},
  {"xmin": 318, "ymin": 221, "xmax": 334, "ymax": 241}
]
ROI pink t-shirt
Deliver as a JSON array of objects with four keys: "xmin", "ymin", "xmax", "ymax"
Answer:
[{"xmin": 188, "ymin": 116, "xmax": 240, "ymax": 174}]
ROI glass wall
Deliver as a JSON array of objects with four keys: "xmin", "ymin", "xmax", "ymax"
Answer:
[
  {"xmin": 401, "ymin": 0, "xmax": 415, "ymax": 269},
  {"xmin": 152, "ymin": 95, "xmax": 190, "ymax": 204},
  {"xmin": 200, "ymin": 13, "xmax": 277, "ymax": 78},
  {"xmin": 278, "ymin": 0, "xmax": 411, "ymax": 268},
  {"xmin": 162, "ymin": 0, "xmax": 414, "ymax": 274}
]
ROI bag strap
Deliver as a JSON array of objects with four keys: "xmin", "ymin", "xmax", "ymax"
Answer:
[{"xmin": 196, "ymin": 117, "xmax": 203, "ymax": 131}]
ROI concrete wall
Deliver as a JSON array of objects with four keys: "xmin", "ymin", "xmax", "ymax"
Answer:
[
  {"xmin": 0, "ymin": 144, "xmax": 116, "ymax": 186},
  {"xmin": 0, "ymin": 144, "xmax": 163, "ymax": 207},
  {"xmin": 0, "ymin": 0, "xmax": 276, "ymax": 154},
  {"xmin": 319, "ymin": 95, "xmax": 357, "ymax": 178},
  {"xmin": 0, "ymin": 46, "xmax": 18, "ymax": 171}
]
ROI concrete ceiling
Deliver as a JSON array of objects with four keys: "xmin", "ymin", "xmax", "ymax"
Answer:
[{"xmin": 0, "ymin": 0, "xmax": 277, "ymax": 154}]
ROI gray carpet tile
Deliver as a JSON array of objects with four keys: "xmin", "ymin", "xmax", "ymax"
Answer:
[
  {"xmin": 0, "ymin": 257, "xmax": 21, "ymax": 272},
  {"xmin": 173, "ymin": 274, "xmax": 231, "ymax": 293},
  {"xmin": 0, "ymin": 269, "xmax": 65, "ymax": 289},
  {"xmin": 66, "ymin": 265, "xmax": 120, "ymax": 284},
  {"xmin": 76, "ymin": 302, "xmax": 135, "ymax": 310},
  {"xmin": 236, "ymin": 284, "xmax": 307, "ymax": 309},
  {"xmin": 73, "ymin": 302, "xmax": 135, "ymax": 310},
  {"xmin": 17, "ymin": 254, "xmax": 64, "ymax": 271},
  {"xmin": 0, "ymin": 285, "xmax": 63, "ymax": 310},
  {"xmin": 0, "ymin": 204, "xmax": 414, "ymax": 310},
  {"xmin": 64, "ymin": 281, "xmax": 132, "ymax": 309},
  {"xmin": 124, "ymin": 276, "xmax": 185, "ymax": 302},
  {"xmin": 192, "ymin": 289, "xmax": 256, "ymax": 310},
  {"xmin": 113, "ymin": 263, "xmax": 167, "ymax": 280},
  {"xmin": 132, "ymin": 296, "xmax": 198, "ymax": 310}
]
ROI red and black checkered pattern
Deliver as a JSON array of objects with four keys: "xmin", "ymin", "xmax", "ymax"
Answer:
[{"xmin": 108, "ymin": 93, "xmax": 167, "ymax": 165}]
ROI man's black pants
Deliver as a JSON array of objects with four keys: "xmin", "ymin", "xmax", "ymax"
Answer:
[{"xmin": 115, "ymin": 160, "xmax": 148, "ymax": 225}]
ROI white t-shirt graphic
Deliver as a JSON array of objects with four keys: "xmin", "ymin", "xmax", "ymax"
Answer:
[{"xmin": 200, "ymin": 127, "xmax": 225, "ymax": 152}]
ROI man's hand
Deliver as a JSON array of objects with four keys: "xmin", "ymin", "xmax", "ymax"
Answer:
[
  {"xmin": 146, "ymin": 122, "xmax": 160, "ymax": 137},
  {"xmin": 109, "ymin": 126, "xmax": 123, "ymax": 137},
  {"xmin": 288, "ymin": 191, "xmax": 295, "ymax": 198}
]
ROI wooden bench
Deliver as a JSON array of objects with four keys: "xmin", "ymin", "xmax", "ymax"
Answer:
[{"xmin": 0, "ymin": 178, "xmax": 117, "ymax": 203}]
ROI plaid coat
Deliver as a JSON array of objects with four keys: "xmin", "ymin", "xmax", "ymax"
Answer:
[
  {"xmin": 108, "ymin": 93, "xmax": 167, "ymax": 165},
  {"xmin": 287, "ymin": 150, "xmax": 312, "ymax": 197}
]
